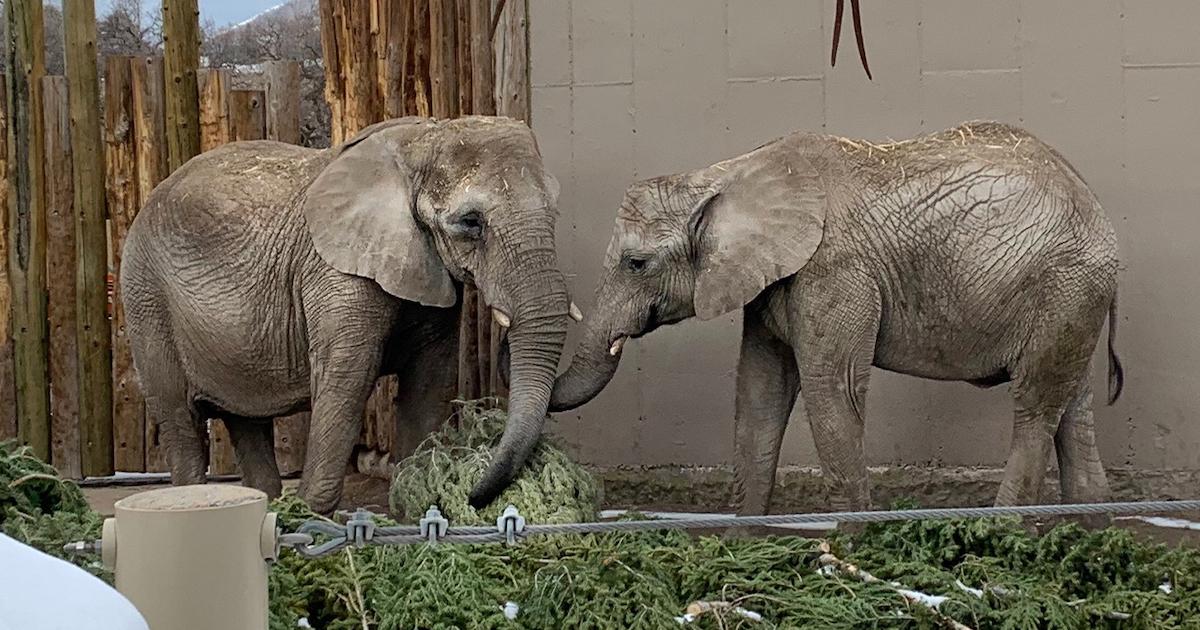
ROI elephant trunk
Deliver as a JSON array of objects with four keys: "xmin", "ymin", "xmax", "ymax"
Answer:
[
  {"xmin": 467, "ymin": 249, "xmax": 569, "ymax": 510},
  {"xmin": 548, "ymin": 309, "xmax": 622, "ymax": 412}
]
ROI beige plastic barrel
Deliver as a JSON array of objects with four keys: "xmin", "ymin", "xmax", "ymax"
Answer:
[{"xmin": 103, "ymin": 485, "xmax": 278, "ymax": 630}]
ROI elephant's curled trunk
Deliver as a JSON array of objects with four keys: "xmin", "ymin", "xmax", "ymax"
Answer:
[
  {"xmin": 548, "ymin": 314, "xmax": 622, "ymax": 412},
  {"xmin": 467, "ymin": 269, "xmax": 569, "ymax": 509}
]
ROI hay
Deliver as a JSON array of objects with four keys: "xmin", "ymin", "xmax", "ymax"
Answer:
[
  {"xmin": 829, "ymin": 121, "xmax": 1051, "ymax": 175},
  {"xmin": 388, "ymin": 399, "xmax": 601, "ymax": 526}
]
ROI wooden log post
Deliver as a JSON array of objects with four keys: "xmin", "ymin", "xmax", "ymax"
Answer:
[
  {"xmin": 42, "ymin": 76, "xmax": 82, "ymax": 478},
  {"xmin": 129, "ymin": 56, "xmax": 169, "ymax": 472},
  {"xmin": 198, "ymin": 68, "xmax": 231, "ymax": 151},
  {"xmin": 261, "ymin": 61, "xmax": 307, "ymax": 475},
  {"xmin": 228, "ymin": 90, "xmax": 266, "ymax": 141},
  {"xmin": 65, "ymin": 0, "xmax": 114, "ymax": 477},
  {"xmin": 263, "ymin": 61, "xmax": 301, "ymax": 144},
  {"xmin": 162, "ymin": 0, "xmax": 201, "ymax": 172},
  {"xmin": 408, "ymin": 0, "xmax": 432, "ymax": 117},
  {"xmin": 0, "ymin": 73, "xmax": 13, "ymax": 441},
  {"xmin": 470, "ymin": 0, "xmax": 501, "ymax": 398},
  {"xmin": 104, "ymin": 57, "xmax": 147, "ymax": 473},
  {"xmin": 5, "ymin": 0, "xmax": 51, "ymax": 460}
]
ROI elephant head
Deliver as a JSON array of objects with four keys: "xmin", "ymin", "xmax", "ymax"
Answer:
[
  {"xmin": 302, "ymin": 116, "xmax": 570, "ymax": 508},
  {"xmin": 550, "ymin": 140, "xmax": 828, "ymax": 410}
]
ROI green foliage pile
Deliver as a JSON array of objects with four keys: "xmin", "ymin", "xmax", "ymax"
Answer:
[
  {"xmin": 6, "ymin": 433, "xmax": 1200, "ymax": 629},
  {"xmin": 264, "ymin": 494, "xmax": 1200, "ymax": 629},
  {"xmin": 389, "ymin": 399, "xmax": 601, "ymax": 526},
  {"xmin": 0, "ymin": 440, "xmax": 108, "ymax": 578}
]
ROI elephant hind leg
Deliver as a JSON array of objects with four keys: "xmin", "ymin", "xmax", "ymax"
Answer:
[
  {"xmin": 1054, "ymin": 370, "xmax": 1110, "ymax": 504},
  {"xmin": 999, "ymin": 305, "xmax": 1103, "ymax": 506},
  {"xmin": 225, "ymin": 419, "xmax": 283, "ymax": 499},
  {"xmin": 130, "ymin": 320, "xmax": 208, "ymax": 486}
]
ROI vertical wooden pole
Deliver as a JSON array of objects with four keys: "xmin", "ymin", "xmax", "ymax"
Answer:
[
  {"xmin": 65, "ymin": 0, "xmax": 115, "ymax": 476},
  {"xmin": 198, "ymin": 68, "xmax": 231, "ymax": 152},
  {"xmin": 263, "ymin": 61, "xmax": 301, "ymax": 144},
  {"xmin": 131, "ymin": 58, "xmax": 167, "ymax": 206},
  {"xmin": 105, "ymin": 57, "xmax": 147, "ymax": 472},
  {"xmin": 228, "ymin": 90, "xmax": 266, "ymax": 141},
  {"xmin": 383, "ymin": 0, "xmax": 409, "ymax": 118},
  {"xmin": 0, "ymin": 72, "xmax": 14, "ymax": 441},
  {"xmin": 471, "ymin": 0, "xmax": 502, "ymax": 397},
  {"xmin": 5, "ymin": 0, "xmax": 51, "ymax": 459},
  {"xmin": 407, "ymin": 0, "xmax": 431, "ymax": 117},
  {"xmin": 129, "ymin": 56, "xmax": 169, "ymax": 472},
  {"xmin": 317, "ymin": 0, "xmax": 345, "ymax": 143},
  {"xmin": 261, "ymin": 60, "xmax": 307, "ymax": 475},
  {"xmin": 429, "ymin": 0, "xmax": 458, "ymax": 119},
  {"xmin": 162, "ymin": 0, "xmax": 201, "ymax": 172},
  {"xmin": 42, "ymin": 76, "xmax": 82, "ymax": 478},
  {"xmin": 494, "ymin": 0, "xmax": 530, "ymax": 123},
  {"xmin": 454, "ymin": 0, "xmax": 472, "ymax": 117}
]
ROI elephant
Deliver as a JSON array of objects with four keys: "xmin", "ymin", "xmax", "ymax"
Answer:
[
  {"xmin": 548, "ymin": 120, "xmax": 1124, "ymax": 515},
  {"xmin": 120, "ymin": 116, "xmax": 574, "ymax": 514}
]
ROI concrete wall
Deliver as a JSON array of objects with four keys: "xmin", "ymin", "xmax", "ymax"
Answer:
[{"xmin": 528, "ymin": 0, "xmax": 1200, "ymax": 475}]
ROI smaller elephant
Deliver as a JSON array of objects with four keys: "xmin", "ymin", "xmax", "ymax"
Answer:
[
  {"xmin": 549, "ymin": 121, "xmax": 1123, "ymax": 515},
  {"xmin": 121, "ymin": 116, "xmax": 573, "ymax": 513}
]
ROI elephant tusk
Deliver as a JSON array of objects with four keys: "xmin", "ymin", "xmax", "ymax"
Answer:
[
  {"xmin": 609, "ymin": 336, "xmax": 626, "ymax": 356},
  {"xmin": 569, "ymin": 302, "xmax": 583, "ymax": 322},
  {"xmin": 492, "ymin": 308, "xmax": 511, "ymax": 329}
]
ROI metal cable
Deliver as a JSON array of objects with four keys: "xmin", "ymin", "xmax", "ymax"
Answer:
[
  {"xmin": 517, "ymin": 500, "xmax": 1200, "ymax": 536},
  {"xmin": 280, "ymin": 499, "xmax": 1200, "ymax": 558}
]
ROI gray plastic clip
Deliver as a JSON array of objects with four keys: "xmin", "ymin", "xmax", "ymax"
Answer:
[
  {"xmin": 419, "ymin": 505, "xmax": 448, "ymax": 544},
  {"xmin": 497, "ymin": 505, "xmax": 525, "ymax": 545},
  {"xmin": 62, "ymin": 540, "xmax": 101, "ymax": 556},
  {"xmin": 346, "ymin": 508, "xmax": 376, "ymax": 546}
]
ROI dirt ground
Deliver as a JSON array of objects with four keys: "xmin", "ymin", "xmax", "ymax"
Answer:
[{"xmin": 81, "ymin": 472, "xmax": 1200, "ymax": 549}]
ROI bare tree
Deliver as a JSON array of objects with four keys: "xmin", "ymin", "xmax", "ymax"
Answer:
[
  {"xmin": 202, "ymin": 0, "xmax": 329, "ymax": 147},
  {"xmin": 0, "ymin": 0, "xmax": 66, "ymax": 75},
  {"xmin": 43, "ymin": 3, "xmax": 65, "ymax": 75},
  {"xmin": 97, "ymin": 0, "xmax": 162, "ymax": 58}
]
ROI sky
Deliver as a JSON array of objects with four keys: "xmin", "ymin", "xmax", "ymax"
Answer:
[{"xmin": 94, "ymin": 0, "xmax": 285, "ymax": 30}]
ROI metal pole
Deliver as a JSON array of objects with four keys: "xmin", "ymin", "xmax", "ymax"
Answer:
[{"xmin": 100, "ymin": 485, "xmax": 278, "ymax": 630}]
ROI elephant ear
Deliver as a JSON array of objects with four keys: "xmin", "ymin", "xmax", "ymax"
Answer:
[
  {"xmin": 303, "ymin": 120, "xmax": 457, "ymax": 308},
  {"xmin": 689, "ymin": 153, "xmax": 828, "ymax": 321}
]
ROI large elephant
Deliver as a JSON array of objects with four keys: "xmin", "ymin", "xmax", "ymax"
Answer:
[
  {"xmin": 549, "ymin": 121, "xmax": 1124, "ymax": 514},
  {"xmin": 121, "ymin": 116, "xmax": 572, "ymax": 513}
]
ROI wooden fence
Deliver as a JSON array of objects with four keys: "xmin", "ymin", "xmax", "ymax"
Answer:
[
  {"xmin": 0, "ymin": 58, "xmax": 306, "ymax": 478},
  {"xmin": 2, "ymin": 0, "xmax": 533, "ymax": 481}
]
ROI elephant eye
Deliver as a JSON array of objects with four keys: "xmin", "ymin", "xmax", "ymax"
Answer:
[
  {"xmin": 625, "ymin": 256, "xmax": 647, "ymax": 274},
  {"xmin": 452, "ymin": 211, "xmax": 485, "ymax": 239}
]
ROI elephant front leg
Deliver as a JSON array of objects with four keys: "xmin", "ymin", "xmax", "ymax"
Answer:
[
  {"xmin": 393, "ymin": 310, "xmax": 460, "ymax": 460},
  {"xmin": 794, "ymin": 275, "xmax": 881, "ymax": 514},
  {"xmin": 300, "ymin": 360, "xmax": 379, "ymax": 515},
  {"xmin": 732, "ymin": 311, "xmax": 799, "ymax": 516}
]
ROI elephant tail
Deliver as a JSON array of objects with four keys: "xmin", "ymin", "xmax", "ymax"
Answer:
[{"xmin": 1106, "ymin": 294, "xmax": 1124, "ymax": 405}]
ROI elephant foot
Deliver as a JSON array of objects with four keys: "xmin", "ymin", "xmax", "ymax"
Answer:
[{"xmin": 298, "ymin": 478, "xmax": 344, "ymax": 516}]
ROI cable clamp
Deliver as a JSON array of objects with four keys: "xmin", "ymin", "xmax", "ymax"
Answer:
[
  {"xmin": 419, "ymin": 506, "xmax": 448, "ymax": 544},
  {"xmin": 497, "ymin": 505, "xmax": 525, "ymax": 545}
]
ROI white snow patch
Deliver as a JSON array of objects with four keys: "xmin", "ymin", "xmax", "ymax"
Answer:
[{"xmin": 1116, "ymin": 516, "xmax": 1200, "ymax": 531}]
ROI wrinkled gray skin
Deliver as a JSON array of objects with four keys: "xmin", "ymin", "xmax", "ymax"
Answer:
[
  {"xmin": 121, "ymin": 116, "xmax": 569, "ymax": 513},
  {"xmin": 550, "ymin": 121, "xmax": 1124, "ymax": 514}
]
